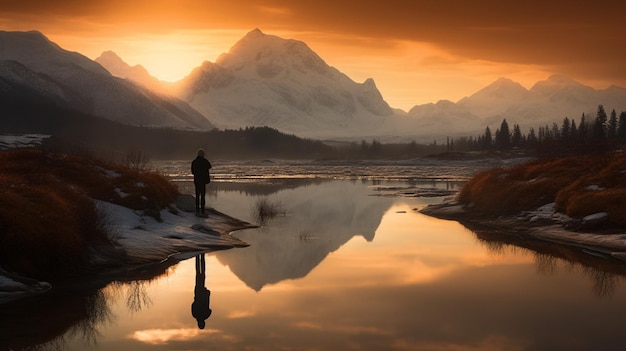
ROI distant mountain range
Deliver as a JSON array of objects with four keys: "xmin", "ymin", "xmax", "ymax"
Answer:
[
  {"xmin": 0, "ymin": 30, "xmax": 213, "ymax": 131},
  {"xmin": 2, "ymin": 29, "xmax": 626, "ymax": 143}
]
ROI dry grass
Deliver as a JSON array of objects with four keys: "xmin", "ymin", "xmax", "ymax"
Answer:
[
  {"xmin": 253, "ymin": 198, "xmax": 284, "ymax": 225},
  {"xmin": 458, "ymin": 151, "xmax": 626, "ymax": 227},
  {"xmin": 0, "ymin": 149, "xmax": 178, "ymax": 279}
]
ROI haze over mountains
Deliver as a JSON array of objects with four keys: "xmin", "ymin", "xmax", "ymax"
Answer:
[
  {"xmin": 0, "ymin": 30, "xmax": 213, "ymax": 130},
  {"xmin": 1, "ymin": 29, "xmax": 626, "ymax": 143}
]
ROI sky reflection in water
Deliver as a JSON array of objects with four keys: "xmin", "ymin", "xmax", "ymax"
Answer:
[{"xmin": 11, "ymin": 175, "xmax": 626, "ymax": 351}]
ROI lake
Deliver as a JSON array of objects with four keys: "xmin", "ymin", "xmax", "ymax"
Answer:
[{"xmin": 3, "ymin": 159, "xmax": 626, "ymax": 351}]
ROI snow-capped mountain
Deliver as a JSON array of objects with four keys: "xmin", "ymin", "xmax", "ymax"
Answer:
[
  {"xmin": 95, "ymin": 50, "xmax": 164, "ymax": 92},
  {"xmin": 456, "ymin": 75, "xmax": 626, "ymax": 131},
  {"xmin": 457, "ymin": 77, "xmax": 530, "ymax": 119},
  {"xmin": 402, "ymin": 100, "xmax": 484, "ymax": 137},
  {"xmin": 0, "ymin": 31, "xmax": 213, "ymax": 130},
  {"xmin": 30, "ymin": 25, "xmax": 626, "ymax": 141},
  {"xmin": 174, "ymin": 29, "xmax": 394, "ymax": 139}
]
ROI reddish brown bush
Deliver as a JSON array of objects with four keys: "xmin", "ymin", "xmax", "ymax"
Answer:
[
  {"xmin": 459, "ymin": 151, "xmax": 626, "ymax": 227},
  {"xmin": 0, "ymin": 149, "xmax": 179, "ymax": 279}
]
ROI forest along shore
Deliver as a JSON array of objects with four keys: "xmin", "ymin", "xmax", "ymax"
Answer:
[{"xmin": 420, "ymin": 151, "xmax": 626, "ymax": 260}]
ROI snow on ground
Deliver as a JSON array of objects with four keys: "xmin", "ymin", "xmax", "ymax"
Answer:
[
  {"xmin": 0, "ymin": 134, "xmax": 50, "ymax": 150},
  {"xmin": 518, "ymin": 202, "xmax": 573, "ymax": 224},
  {"xmin": 95, "ymin": 200, "xmax": 254, "ymax": 265},
  {"xmin": 422, "ymin": 200, "xmax": 626, "ymax": 259},
  {"xmin": 0, "ymin": 198, "xmax": 256, "ymax": 304}
]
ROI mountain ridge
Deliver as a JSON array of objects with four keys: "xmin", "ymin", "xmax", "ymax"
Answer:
[
  {"xmin": 99, "ymin": 30, "xmax": 626, "ymax": 140},
  {"xmin": 5, "ymin": 29, "xmax": 626, "ymax": 142},
  {"xmin": 172, "ymin": 29, "xmax": 395, "ymax": 139},
  {"xmin": 0, "ymin": 30, "xmax": 214, "ymax": 131}
]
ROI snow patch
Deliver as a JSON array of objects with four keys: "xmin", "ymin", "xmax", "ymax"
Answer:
[
  {"xmin": 95, "ymin": 200, "xmax": 251, "ymax": 264},
  {"xmin": 1, "ymin": 198, "xmax": 253, "ymax": 304},
  {"xmin": 114, "ymin": 188, "xmax": 129, "ymax": 198},
  {"xmin": 98, "ymin": 166, "xmax": 121, "ymax": 178},
  {"xmin": 520, "ymin": 202, "xmax": 573, "ymax": 224},
  {"xmin": 0, "ymin": 134, "xmax": 50, "ymax": 150}
]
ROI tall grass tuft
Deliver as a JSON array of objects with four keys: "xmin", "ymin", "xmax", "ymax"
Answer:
[{"xmin": 253, "ymin": 198, "xmax": 284, "ymax": 225}]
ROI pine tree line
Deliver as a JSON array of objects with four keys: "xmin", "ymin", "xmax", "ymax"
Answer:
[{"xmin": 451, "ymin": 105, "xmax": 626, "ymax": 156}]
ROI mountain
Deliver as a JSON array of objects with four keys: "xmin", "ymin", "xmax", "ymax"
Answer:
[
  {"xmin": 35, "ymin": 26, "xmax": 626, "ymax": 142},
  {"xmin": 95, "ymin": 51, "xmax": 164, "ymax": 92},
  {"xmin": 0, "ymin": 31, "xmax": 213, "ymax": 130},
  {"xmin": 457, "ymin": 77, "xmax": 530, "ymax": 119},
  {"xmin": 456, "ymin": 75, "xmax": 626, "ymax": 131},
  {"xmin": 174, "ymin": 29, "xmax": 395, "ymax": 139}
]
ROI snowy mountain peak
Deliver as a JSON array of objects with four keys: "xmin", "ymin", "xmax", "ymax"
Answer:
[
  {"xmin": 362, "ymin": 77, "xmax": 376, "ymax": 88},
  {"xmin": 243, "ymin": 28, "xmax": 265, "ymax": 40},
  {"xmin": 95, "ymin": 50, "xmax": 162, "ymax": 91},
  {"xmin": 456, "ymin": 77, "xmax": 529, "ymax": 118},
  {"xmin": 0, "ymin": 30, "xmax": 109, "ymax": 76},
  {"xmin": 216, "ymin": 28, "xmax": 330, "ymax": 78},
  {"xmin": 96, "ymin": 50, "xmax": 127, "ymax": 69},
  {"xmin": 177, "ymin": 29, "xmax": 394, "ymax": 137},
  {"xmin": 0, "ymin": 30, "xmax": 58, "ymax": 52},
  {"xmin": 530, "ymin": 74, "xmax": 587, "ymax": 94},
  {"xmin": 0, "ymin": 31, "xmax": 213, "ymax": 130},
  {"xmin": 467, "ymin": 77, "xmax": 528, "ymax": 99}
]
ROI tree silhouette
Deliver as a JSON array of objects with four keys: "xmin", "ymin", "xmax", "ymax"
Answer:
[
  {"xmin": 483, "ymin": 126, "xmax": 493, "ymax": 149},
  {"xmin": 593, "ymin": 105, "xmax": 608, "ymax": 140},
  {"xmin": 495, "ymin": 119, "xmax": 511, "ymax": 149},
  {"xmin": 608, "ymin": 109, "xmax": 618, "ymax": 139}
]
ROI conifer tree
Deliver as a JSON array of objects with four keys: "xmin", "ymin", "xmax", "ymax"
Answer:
[
  {"xmin": 593, "ymin": 105, "xmax": 608, "ymax": 140},
  {"xmin": 484, "ymin": 126, "xmax": 492, "ymax": 149},
  {"xmin": 512, "ymin": 123, "xmax": 522, "ymax": 147},
  {"xmin": 618, "ymin": 111, "xmax": 626, "ymax": 140},
  {"xmin": 495, "ymin": 119, "xmax": 511, "ymax": 149},
  {"xmin": 608, "ymin": 109, "xmax": 618, "ymax": 139}
]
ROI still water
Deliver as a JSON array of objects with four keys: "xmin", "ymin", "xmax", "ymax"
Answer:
[{"xmin": 3, "ymin": 159, "xmax": 626, "ymax": 351}]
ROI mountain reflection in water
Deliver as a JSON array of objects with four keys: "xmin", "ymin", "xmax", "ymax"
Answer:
[{"xmin": 3, "ymin": 165, "xmax": 626, "ymax": 351}]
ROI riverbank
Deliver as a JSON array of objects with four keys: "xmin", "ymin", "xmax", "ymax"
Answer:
[
  {"xmin": 421, "ymin": 201, "xmax": 626, "ymax": 257},
  {"xmin": 420, "ymin": 151, "xmax": 626, "ymax": 259},
  {"xmin": 0, "ymin": 149, "xmax": 256, "ymax": 304}
]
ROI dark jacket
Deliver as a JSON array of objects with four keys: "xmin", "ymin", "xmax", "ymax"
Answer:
[{"xmin": 191, "ymin": 156, "xmax": 212, "ymax": 184}]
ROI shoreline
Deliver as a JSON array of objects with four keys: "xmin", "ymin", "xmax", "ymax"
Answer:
[
  {"xmin": 420, "ymin": 201, "xmax": 626, "ymax": 261},
  {"xmin": 0, "ymin": 198, "xmax": 258, "ymax": 305}
]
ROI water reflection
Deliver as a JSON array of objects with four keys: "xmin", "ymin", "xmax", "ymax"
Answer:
[
  {"xmin": 465, "ymin": 220, "xmax": 626, "ymax": 297},
  {"xmin": 213, "ymin": 180, "xmax": 396, "ymax": 291},
  {"xmin": 192, "ymin": 254, "xmax": 212, "ymax": 329},
  {"xmin": 0, "ymin": 286, "xmax": 112, "ymax": 350},
  {"xmin": 4, "ymin": 178, "xmax": 626, "ymax": 351}
]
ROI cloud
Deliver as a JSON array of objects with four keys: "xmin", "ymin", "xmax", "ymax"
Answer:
[{"xmin": 1, "ymin": 0, "xmax": 625, "ymax": 107}]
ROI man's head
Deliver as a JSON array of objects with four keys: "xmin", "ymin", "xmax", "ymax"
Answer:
[{"xmin": 197, "ymin": 149, "xmax": 205, "ymax": 157}]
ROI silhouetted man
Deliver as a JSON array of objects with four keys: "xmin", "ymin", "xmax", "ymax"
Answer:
[
  {"xmin": 192, "ymin": 253, "xmax": 212, "ymax": 329},
  {"xmin": 191, "ymin": 149, "xmax": 212, "ymax": 216}
]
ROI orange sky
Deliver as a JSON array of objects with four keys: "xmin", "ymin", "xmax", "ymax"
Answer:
[{"xmin": 1, "ymin": 0, "xmax": 624, "ymax": 110}]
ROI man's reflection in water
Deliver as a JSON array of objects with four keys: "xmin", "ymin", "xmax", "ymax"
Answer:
[{"xmin": 192, "ymin": 253, "xmax": 212, "ymax": 329}]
